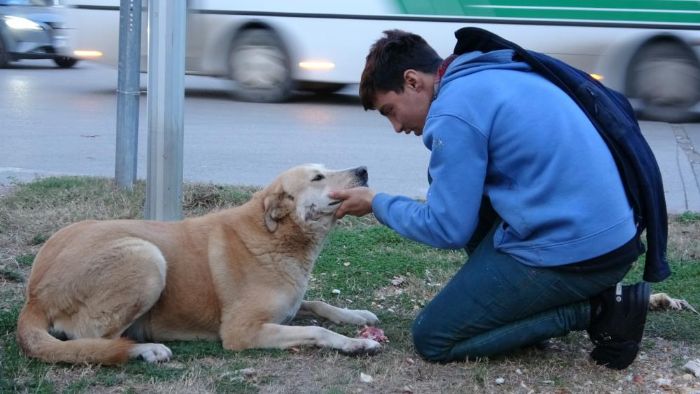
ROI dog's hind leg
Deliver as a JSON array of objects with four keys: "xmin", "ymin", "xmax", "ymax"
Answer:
[{"xmin": 47, "ymin": 237, "xmax": 172, "ymax": 362}]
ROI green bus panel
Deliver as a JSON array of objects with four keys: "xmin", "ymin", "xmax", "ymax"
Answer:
[{"xmin": 395, "ymin": 0, "xmax": 700, "ymax": 24}]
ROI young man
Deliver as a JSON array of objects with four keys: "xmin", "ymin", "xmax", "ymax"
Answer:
[{"xmin": 330, "ymin": 30, "xmax": 653, "ymax": 369}]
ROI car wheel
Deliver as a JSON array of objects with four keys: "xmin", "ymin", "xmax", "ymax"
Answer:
[
  {"xmin": 54, "ymin": 56, "xmax": 79, "ymax": 68},
  {"xmin": 0, "ymin": 38, "xmax": 9, "ymax": 68},
  {"xmin": 626, "ymin": 40, "xmax": 700, "ymax": 123},
  {"xmin": 228, "ymin": 28, "xmax": 293, "ymax": 102}
]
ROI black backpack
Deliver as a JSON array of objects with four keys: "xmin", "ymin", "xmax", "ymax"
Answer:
[{"xmin": 453, "ymin": 27, "xmax": 670, "ymax": 282}]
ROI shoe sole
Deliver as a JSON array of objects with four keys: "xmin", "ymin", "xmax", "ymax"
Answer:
[
  {"xmin": 591, "ymin": 340, "xmax": 640, "ymax": 370},
  {"xmin": 628, "ymin": 282, "xmax": 652, "ymax": 343}
]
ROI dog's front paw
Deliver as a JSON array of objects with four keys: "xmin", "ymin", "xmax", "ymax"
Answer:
[
  {"xmin": 346, "ymin": 309, "xmax": 379, "ymax": 326},
  {"xmin": 341, "ymin": 338, "xmax": 381, "ymax": 355},
  {"xmin": 130, "ymin": 343, "xmax": 172, "ymax": 363}
]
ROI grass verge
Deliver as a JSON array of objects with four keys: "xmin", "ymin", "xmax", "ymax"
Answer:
[{"xmin": 1, "ymin": 177, "xmax": 698, "ymax": 393}]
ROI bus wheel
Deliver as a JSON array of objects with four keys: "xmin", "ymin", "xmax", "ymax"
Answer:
[
  {"xmin": 627, "ymin": 40, "xmax": 700, "ymax": 122},
  {"xmin": 298, "ymin": 82, "xmax": 346, "ymax": 95},
  {"xmin": 228, "ymin": 28, "xmax": 293, "ymax": 103},
  {"xmin": 54, "ymin": 57, "xmax": 79, "ymax": 68}
]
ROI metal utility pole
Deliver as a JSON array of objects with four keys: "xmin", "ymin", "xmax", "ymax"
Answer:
[
  {"xmin": 115, "ymin": 0, "xmax": 142, "ymax": 189},
  {"xmin": 144, "ymin": 0, "xmax": 187, "ymax": 220}
]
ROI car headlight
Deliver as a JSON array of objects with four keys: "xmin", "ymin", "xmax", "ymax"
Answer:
[{"xmin": 4, "ymin": 16, "xmax": 43, "ymax": 31}]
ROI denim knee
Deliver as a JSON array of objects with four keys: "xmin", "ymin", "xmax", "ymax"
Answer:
[{"xmin": 411, "ymin": 313, "xmax": 452, "ymax": 363}]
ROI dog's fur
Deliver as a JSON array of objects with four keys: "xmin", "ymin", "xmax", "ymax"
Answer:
[{"xmin": 16, "ymin": 164, "xmax": 380, "ymax": 364}]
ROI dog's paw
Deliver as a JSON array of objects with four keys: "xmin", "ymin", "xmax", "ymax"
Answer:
[
  {"xmin": 130, "ymin": 343, "xmax": 172, "ymax": 363},
  {"xmin": 341, "ymin": 338, "xmax": 381, "ymax": 355},
  {"xmin": 343, "ymin": 309, "xmax": 379, "ymax": 326}
]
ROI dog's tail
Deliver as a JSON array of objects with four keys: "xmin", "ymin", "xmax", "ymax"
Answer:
[{"xmin": 16, "ymin": 301, "xmax": 134, "ymax": 365}]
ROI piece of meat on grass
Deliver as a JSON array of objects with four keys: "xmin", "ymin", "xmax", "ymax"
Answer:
[{"xmin": 357, "ymin": 325, "xmax": 389, "ymax": 343}]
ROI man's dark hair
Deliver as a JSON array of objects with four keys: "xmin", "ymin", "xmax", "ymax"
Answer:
[{"xmin": 359, "ymin": 30, "xmax": 443, "ymax": 110}]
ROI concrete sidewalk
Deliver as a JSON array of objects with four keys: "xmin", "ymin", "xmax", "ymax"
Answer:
[{"xmin": 641, "ymin": 121, "xmax": 700, "ymax": 214}]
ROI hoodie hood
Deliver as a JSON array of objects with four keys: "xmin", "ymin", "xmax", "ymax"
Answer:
[{"xmin": 436, "ymin": 49, "xmax": 531, "ymax": 96}]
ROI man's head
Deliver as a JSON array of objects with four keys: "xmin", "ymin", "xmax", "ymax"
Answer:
[{"xmin": 360, "ymin": 30, "xmax": 443, "ymax": 136}]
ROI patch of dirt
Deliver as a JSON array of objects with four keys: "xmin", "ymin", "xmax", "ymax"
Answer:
[
  {"xmin": 1, "ymin": 184, "xmax": 698, "ymax": 394},
  {"xmin": 0, "ymin": 184, "xmax": 15, "ymax": 198}
]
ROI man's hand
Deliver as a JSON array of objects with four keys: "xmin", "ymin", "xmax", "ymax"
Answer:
[{"xmin": 329, "ymin": 187, "xmax": 376, "ymax": 218}]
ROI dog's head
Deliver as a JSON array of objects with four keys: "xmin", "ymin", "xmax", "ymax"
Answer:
[{"xmin": 261, "ymin": 164, "xmax": 368, "ymax": 232}]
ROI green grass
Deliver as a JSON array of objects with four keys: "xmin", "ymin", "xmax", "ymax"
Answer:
[
  {"xmin": 311, "ymin": 226, "xmax": 464, "ymax": 294},
  {"xmin": 0, "ymin": 176, "xmax": 699, "ymax": 393},
  {"xmin": 0, "ymin": 267, "xmax": 24, "ymax": 282},
  {"xmin": 626, "ymin": 258, "xmax": 700, "ymax": 341},
  {"xmin": 677, "ymin": 211, "xmax": 700, "ymax": 224},
  {"xmin": 14, "ymin": 254, "xmax": 35, "ymax": 267}
]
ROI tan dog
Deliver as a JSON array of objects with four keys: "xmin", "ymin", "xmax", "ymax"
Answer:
[{"xmin": 17, "ymin": 164, "xmax": 380, "ymax": 364}]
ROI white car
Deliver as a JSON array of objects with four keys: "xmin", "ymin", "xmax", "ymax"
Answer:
[{"xmin": 0, "ymin": 0, "xmax": 77, "ymax": 67}]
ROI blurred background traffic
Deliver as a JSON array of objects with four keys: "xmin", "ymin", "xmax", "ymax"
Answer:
[
  {"xmin": 0, "ymin": 0, "xmax": 76, "ymax": 67},
  {"xmin": 1, "ymin": 1, "xmax": 699, "ymax": 212},
  {"xmin": 2, "ymin": 0, "xmax": 699, "ymax": 122}
]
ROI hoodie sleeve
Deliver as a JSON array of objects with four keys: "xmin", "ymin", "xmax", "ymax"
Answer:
[{"xmin": 372, "ymin": 114, "xmax": 488, "ymax": 249}]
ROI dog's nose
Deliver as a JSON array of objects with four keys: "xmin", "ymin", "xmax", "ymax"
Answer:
[{"xmin": 354, "ymin": 166, "xmax": 368, "ymax": 186}]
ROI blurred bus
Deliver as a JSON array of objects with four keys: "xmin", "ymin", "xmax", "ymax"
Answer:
[{"xmin": 63, "ymin": 0, "xmax": 700, "ymax": 122}]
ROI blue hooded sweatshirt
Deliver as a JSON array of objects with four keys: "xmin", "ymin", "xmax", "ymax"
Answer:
[{"xmin": 371, "ymin": 50, "xmax": 637, "ymax": 267}]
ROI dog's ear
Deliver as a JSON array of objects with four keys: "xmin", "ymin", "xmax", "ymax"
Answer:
[{"xmin": 263, "ymin": 185, "xmax": 294, "ymax": 232}]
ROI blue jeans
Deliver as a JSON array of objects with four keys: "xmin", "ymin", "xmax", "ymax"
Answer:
[{"xmin": 411, "ymin": 229, "xmax": 633, "ymax": 362}]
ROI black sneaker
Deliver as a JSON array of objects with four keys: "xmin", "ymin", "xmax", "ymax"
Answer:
[{"xmin": 587, "ymin": 282, "xmax": 651, "ymax": 370}]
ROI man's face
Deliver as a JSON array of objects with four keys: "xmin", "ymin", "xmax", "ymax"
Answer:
[{"xmin": 374, "ymin": 80, "xmax": 432, "ymax": 137}]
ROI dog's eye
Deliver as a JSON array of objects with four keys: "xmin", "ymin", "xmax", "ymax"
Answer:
[{"xmin": 311, "ymin": 174, "xmax": 325, "ymax": 182}]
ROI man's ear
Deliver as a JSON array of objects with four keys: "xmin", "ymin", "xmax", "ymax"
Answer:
[
  {"xmin": 263, "ymin": 185, "xmax": 293, "ymax": 232},
  {"xmin": 403, "ymin": 69, "xmax": 421, "ymax": 91}
]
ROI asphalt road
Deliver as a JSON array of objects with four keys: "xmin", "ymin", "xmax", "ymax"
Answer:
[
  {"xmin": 1, "ymin": 60, "xmax": 699, "ymax": 211},
  {"xmin": 0, "ymin": 60, "xmax": 431, "ymax": 198}
]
